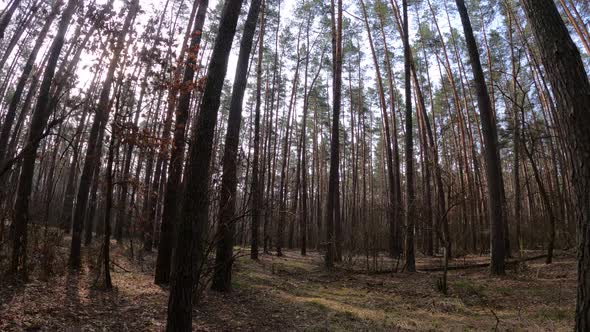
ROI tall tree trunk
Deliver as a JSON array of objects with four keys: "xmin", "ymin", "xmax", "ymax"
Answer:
[
  {"xmin": 300, "ymin": 38, "xmax": 324, "ymax": 256},
  {"xmin": 299, "ymin": 16, "xmax": 311, "ymax": 257},
  {"xmin": 0, "ymin": 5, "xmax": 37, "ymax": 76},
  {"xmin": 211, "ymin": 0, "xmax": 261, "ymax": 292},
  {"xmin": 427, "ymin": 0, "xmax": 470, "ymax": 255},
  {"xmin": 114, "ymin": 73, "xmax": 142, "ymax": 243},
  {"xmin": 360, "ymin": 0, "xmax": 400, "ymax": 259},
  {"xmin": 251, "ymin": 0, "xmax": 265, "ymax": 259},
  {"xmin": 0, "ymin": 0, "xmax": 22, "ymax": 40},
  {"xmin": 101, "ymin": 124, "xmax": 117, "ymax": 289},
  {"xmin": 8, "ymin": 0, "xmax": 78, "ymax": 278},
  {"xmin": 69, "ymin": 0, "xmax": 139, "ymax": 269},
  {"xmin": 0, "ymin": 4, "xmax": 58, "ymax": 166},
  {"xmin": 60, "ymin": 97, "xmax": 91, "ymax": 232},
  {"xmin": 141, "ymin": 94, "xmax": 164, "ymax": 250},
  {"xmin": 155, "ymin": 0, "xmax": 208, "ymax": 285},
  {"xmin": 507, "ymin": 10, "xmax": 522, "ymax": 252},
  {"xmin": 140, "ymin": 0, "xmax": 171, "ymax": 252},
  {"xmin": 391, "ymin": 0, "xmax": 439, "ymax": 257},
  {"xmin": 268, "ymin": 3, "xmax": 282, "ymax": 252},
  {"xmin": 165, "ymin": 0, "xmax": 244, "ymax": 329},
  {"xmin": 520, "ymin": 1, "xmax": 590, "ymax": 329},
  {"xmin": 454, "ymin": 0, "xmax": 506, "ymax": 275},
  {"xmin": 325, "ymin": 0, "xmax": 342, "ymax": 268},
  {"xmin": 402, "ymin": 0, "xmax": 416, "ymax": 272},
  {"xmin": 557, "ymin": 0, "xmax": 590, "ymax": 55},
  {"xmin": 522, "ymin": 140, "xmax": 555, "ymax": 264},
  {"xmin": 277, "ymin": 26, "xmax": 301, "ymax": 255}
]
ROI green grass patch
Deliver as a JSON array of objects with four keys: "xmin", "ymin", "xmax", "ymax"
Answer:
[
  {"xmin": 536, "ymin": 307, "xmax": 572, "ymax": 321},
  {"xmin": 453, "ymin": 279, "xmax": 486, "ymax": 298}
]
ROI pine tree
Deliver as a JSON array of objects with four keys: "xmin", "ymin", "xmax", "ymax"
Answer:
[
  {"xmin": 212, "ymin": 0, "xmax": 262, "ymax": 291},
  {"xmin": 9, "ymin": 0, "xmax": 79, "ymax": 279},
  {"xmin": 166, "ymin": 0, "xmax": 245, "ymax": 329},
  {"xmin": 454, "ymin": 0, "xmax": 506, "ymax": 275},
  {"xmin": 520, "ymin": 0, "xmax": 590, "ymax": 329}
]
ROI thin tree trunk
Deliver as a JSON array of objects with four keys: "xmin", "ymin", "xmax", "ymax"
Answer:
[
  {"xmin": 251, "ymin": 0, "xmax": 265, "ymax": 259},
  {"xmin": 455, "ymin": 0, "xmax": 506, "ymax": 275},
  {"xmin": 9, "ymin": 0, "xmax": 78, "ymax": 278},
  {"xmin": 279, "ymin": 26, "xmax": 301, "ymax": 252},
  {"xmin": 507, "ymin": 10, "xmax": 522, "ymax": 252},
  {"xmin": 211, "ymin": 0, "xmax": 261, "ymax": 291},
  {"xmin": 325, "ymin": 0, "xmax": 342, "ymax": 268},
  {"xmin": 0, "ymin": 4, "xmax": 58, "ymax": 165},
  {"xmin": 402, "ymin": 0, "xmax": 416, "ymax": 272},
  {"xmin": 0, "ymin": 1, "xmax": 32, "ymax": 72},
  {"xmin": 69, "ymin": 0, "xmax": 138, "ymax": 268},
  {"xmin": 0, "ymin": 0, "xmax": 21, "ymax": 39},
  {"xmin": 101, "ymin": 123, "xmax": 117, "ymax": 289},
  {"xmin": 522, "ymin": 140, "xmax": 555, "ymax": 264},
  {"xmin": 360, "ymin": 0, "xmax": 400, "ymax": 259},
  {"xmin": 138, "ymin": 0, "xmax": 171, "ymax": 252},
  {"xmin": 557, "ymin": 0, "xmax": 590, "ymax": 55},
  {"xmin": 155, "ymin": 0, "xmax": 207, "ymax": 285}
]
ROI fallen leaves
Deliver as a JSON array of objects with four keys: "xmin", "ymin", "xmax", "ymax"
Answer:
[{"xmin": 0, "ymin": 246, "xmax": 578, "ymax": 331}]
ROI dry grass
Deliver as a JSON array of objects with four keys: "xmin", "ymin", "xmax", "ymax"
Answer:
[{"xmin": 0, "ymin": 241, "xmax": 577, "ymax": 331}]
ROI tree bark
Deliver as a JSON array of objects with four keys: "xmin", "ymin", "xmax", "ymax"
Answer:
[
  {"xmin": 402, "ymin": 0, "xmax": 416, "ymax": 272},
  {"xmin": 101, "ymin": 124, "xmax": 117, "ymax": 289},
  {"xmin": 251, "ymin": 0, "xmax": 265, "ymax": 259},
  {"xmin": 520, "ymin": 1, "xmax": 590, "ymax": 328},
  {"xmin": 455, "ymin": 0, "xmax": 506, "ymax": 275},
  {"xmin": 325, "ymin": 0, "xmax": 342, "ymax": 268},
  {"xmin": 211, "ymin": 0, "xmax": 261, "ymax": 291},
  {"xmin": 155, "ymin": 0, "xmax": 208, "ymax": 285},
  {"xmin": 0, "ymin": 5, "xmax": 58, "ymax": 166},
  {"xmin": 522, "ymin": 140, "xmax": 555, "ymax": 264},
  {"xmin": 360, "ymin": 0, "xmax": 400, "ymax": 259},
  {"xmin": 166, "ymin": 0, "xmax": 244, "ymax": 329},
  {"xmin": 8, "ymin": 0, "xmax": 78, "ymax": 278},
  {"xmin": 69, "ymin": 0, "xmax": 139, "ymax": 268},
  {"xmin": 0, "ymin": 0, "xmax": 22, "ymax": 40}
]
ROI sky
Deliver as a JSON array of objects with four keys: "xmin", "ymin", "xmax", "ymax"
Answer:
[
  {"xmin": 3, "ymin": 0, "xmax": 450, "ymax": 95},
  {"xmin": 68, "ymin": 0, "xmax": 297, "ymax": 96},
  {"xmin": 2, "ymin": 0, "xmax": 492, "ymax": 126}
]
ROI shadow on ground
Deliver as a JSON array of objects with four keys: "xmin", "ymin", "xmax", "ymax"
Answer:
[{"xmin": 0, "ymin": 243, "xmax": 577, "ymax": 331}]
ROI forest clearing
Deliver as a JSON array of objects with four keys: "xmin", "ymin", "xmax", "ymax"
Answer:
[{"xmin": 0, "ymin": 240, "xmax": 578, "ymax": 331}]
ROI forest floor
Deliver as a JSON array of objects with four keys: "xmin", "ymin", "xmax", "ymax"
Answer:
[{"xmin": 0, "ymin": 238, "xmax": 577, "ymax": 331}]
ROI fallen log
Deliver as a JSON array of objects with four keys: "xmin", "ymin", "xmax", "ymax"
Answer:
[
  {"xmin": 111, "ymin": 260, "xmax": 132, "ymax": 273},
  {"xmin": 418, "ymin": 254, "xmax": 549, "ymax": 272},
  {"xmin": 361, "ymin": 254, "xmax": 551, "ymax": 274}
]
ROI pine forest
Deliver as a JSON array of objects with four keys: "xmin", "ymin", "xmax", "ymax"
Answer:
[{"xmin": 0, "ymin": 0, "xmax": 589, "ymax": 330}]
